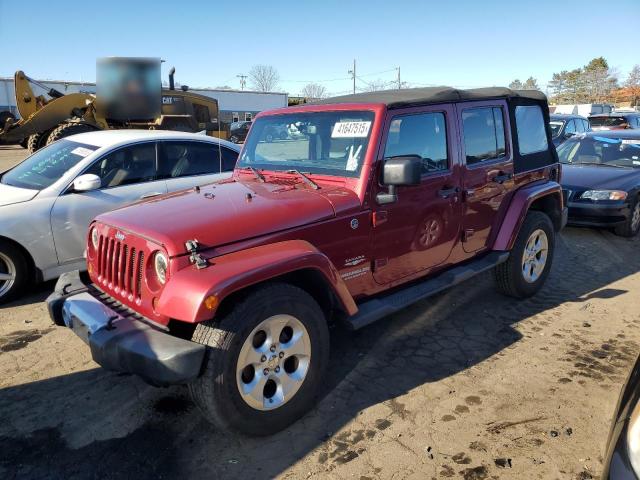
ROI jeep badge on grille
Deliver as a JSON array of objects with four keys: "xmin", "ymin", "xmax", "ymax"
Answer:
[{"xmin": 115, "ymin": 231, "xmax": 126, "ymax": 241}]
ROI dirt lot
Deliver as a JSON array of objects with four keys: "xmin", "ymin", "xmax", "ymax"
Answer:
[{"xmin": 1, "ymin": 144, "xmax": 639, "ymax": 479}]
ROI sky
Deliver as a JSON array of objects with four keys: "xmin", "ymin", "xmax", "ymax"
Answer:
[{"xmin": 1, "ymin": 0, "xmax": 638, "ymax": 96}]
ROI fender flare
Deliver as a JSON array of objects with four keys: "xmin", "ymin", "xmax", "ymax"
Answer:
[
  {"xmin": 156, "ymin": 239, "xmax": 358, "ymax": 323},
  {"xmin": 492, "ymin": 181, "xmax": 563, "ymax": 251}
]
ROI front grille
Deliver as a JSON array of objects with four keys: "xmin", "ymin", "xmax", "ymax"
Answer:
[{"xmin": 97, "ymin": 234, "xmax": 145, "ymax": 300}]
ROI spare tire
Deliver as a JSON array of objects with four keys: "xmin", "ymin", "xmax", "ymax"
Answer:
[{"xmin": 45, "ymin": 123, "xmax": 97, "ymax": 146}]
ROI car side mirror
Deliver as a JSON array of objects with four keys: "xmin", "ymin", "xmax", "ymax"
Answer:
[
  {"xmin": 564, "ymin": 131, "xmax": 575, "ymax": 139},
  {"xmin": 72, "ymin": 174, "xmax": 101, "ymax": 192},
  {"xmin": 376, "ymin": 155, "xmax": 422, "ymax": 205}
]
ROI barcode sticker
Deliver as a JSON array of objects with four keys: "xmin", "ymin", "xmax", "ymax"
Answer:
[
  {"xmin": 332, "ymin": 121, "xmax": 371, "ymax": 138},
  {"xmin": 71, "ymin": 147, "xmax": 94, "ymax": 157}
]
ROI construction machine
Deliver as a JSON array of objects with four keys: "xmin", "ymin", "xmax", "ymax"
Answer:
[{"xmin": 0, "ymin": 64, "xmax": 227, "ymax": 153}]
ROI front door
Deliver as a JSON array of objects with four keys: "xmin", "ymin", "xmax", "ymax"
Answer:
[
  {"xmin": 458, "ymin": 101, "xmax": 514, "ymax": 253},
  {"xmin": 50, "ymin": 142, "xmax": 168, "ymax": 265},
  {"xmin": 372, "ymin": 105, "xmax": 463, "ymax": 285}
]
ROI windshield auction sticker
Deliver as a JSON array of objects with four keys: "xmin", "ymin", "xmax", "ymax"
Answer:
[
  {"xmin": 71, "ymin": 146, "xmax": 94, "ymax": 157},
  {"xmin": 332, "ymin": 121, "xmax": 372, "ymax": 138}
]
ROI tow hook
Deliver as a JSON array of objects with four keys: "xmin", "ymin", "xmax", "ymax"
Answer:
[{"xmin": 185, "ymin": 240, "xmax": 208, "ymax": 269}]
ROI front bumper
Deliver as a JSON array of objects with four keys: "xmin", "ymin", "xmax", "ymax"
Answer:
[
  {"xmin": 566, "ymin": 201, "xmax": 630, "ymax": 228},
  {"xmin": 47, "ymin": 271, "xmax": 205, "ymax": 386}
]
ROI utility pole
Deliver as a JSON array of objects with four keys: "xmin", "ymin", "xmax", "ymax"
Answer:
[
  {"xmin": 348, "ymin": 59, "xmax": 356, "ymax": 94},
  {"xmin": 236, "ymin": 74, "xmax": 247, "ymax": 91},
  {"xmin": 396, "ymin": 66, "xmax": 401, "ymax": 90}
]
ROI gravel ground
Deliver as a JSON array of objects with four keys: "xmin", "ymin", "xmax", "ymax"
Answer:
[{"xmin": 1, "ymin": 144, "xmax": 639, "ymax": 479}]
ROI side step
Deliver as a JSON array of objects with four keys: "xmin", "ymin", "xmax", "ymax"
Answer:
[{"xmin": 344, "ymin": 251, "xmax": 509, "ymax": 330}]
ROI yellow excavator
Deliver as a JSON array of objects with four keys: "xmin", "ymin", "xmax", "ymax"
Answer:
[{"xmin": 0, "ymin": 67, "xmax": 227, "ymax": 153}]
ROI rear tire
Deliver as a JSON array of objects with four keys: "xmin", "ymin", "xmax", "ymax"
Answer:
[
  {"xmin": 45, "ymin": 123, "xmax": 96, "ymax": 146},
  {"xmin": 188, "ymin": 282, "xmax": 329, "ymax": 436},
  {"xmin": 0, "ymin": 240, "xmax": 29, "ymax": 305},
  {"xmin": 614, "ymin": 197, "xmax": 640, "ymax": 237},
  {"xmin": 494, "ymin": 211, "xmax": 555, "ymax": 298}
]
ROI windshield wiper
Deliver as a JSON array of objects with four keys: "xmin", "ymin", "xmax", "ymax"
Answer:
[
  {"xmin": 287, "ymin": 169, "xmax": 319, "ymax": 190},
  {"xmin": 240, "ymin": 166, "xmax": 265, "ymax": 182}
]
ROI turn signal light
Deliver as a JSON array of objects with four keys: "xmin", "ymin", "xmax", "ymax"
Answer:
[{"xmin": 204, "ymin": 295, "xmax": 219, "ymax": 311}]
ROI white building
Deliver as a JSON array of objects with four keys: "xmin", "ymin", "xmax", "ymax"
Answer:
[{"xmin": 0, "ymin": 77, "xmax": 288, "ymax": 123}]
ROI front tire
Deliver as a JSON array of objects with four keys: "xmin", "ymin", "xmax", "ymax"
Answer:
[
  {"xmin": 0, "ymin": 241, "xmax": 29, "ymax": 305},
  {"xmin": 45, "ymin": 123, "xmax": 96, "ymax": 146},
  {"xmin": 494, "ymin": 211, "xmax": 555, "ymax": 298},
  {"xmin": 26, "ymin": 130, "xmax": 50, "ymax": 154},
  {"xmin": 189, "ymin": 283, "xmax": 330, "ymax": 435},
  {"xmin": 614, "ymin": 197, "xmax": 640, "ymax": 237}
]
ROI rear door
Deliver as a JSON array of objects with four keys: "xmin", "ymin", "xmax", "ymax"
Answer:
[
  {"xmin": 158, "ymin": 141, "xmax": 238, "ymax": 191},
  {"xmin": 371, "ymin": 104, "xmax": 463, "ymax": 285},
  {"xmin": 50, "ymin": 141, "xmax": 168, "ymax": 265},
  {"xmin": 458, "ymin": 101, "xmax": 514, "ymax": 253}
]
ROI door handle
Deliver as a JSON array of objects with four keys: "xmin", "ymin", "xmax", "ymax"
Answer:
[
  {"xmin": 491, "ymin": 172, "xmax": 513, "ymax": 184},
  {"xmin": 140, "ymin": 192, "xmax": 163, "ymax": 199},
  {"xmin": 437, "ymin": 186, "xmax": 460, "ymax": 199}
]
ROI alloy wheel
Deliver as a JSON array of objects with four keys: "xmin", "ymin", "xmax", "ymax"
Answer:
[
  {"xmin": 0, "ymin": 252, "xmax": 17, "ymax": 298},
  {"xmin": 521, "ymin": 229, "xmax": 548, "ymax": 283},
  {"xmin": 236, "ymin": 314, "xmax": 311, "ymax": 411}
]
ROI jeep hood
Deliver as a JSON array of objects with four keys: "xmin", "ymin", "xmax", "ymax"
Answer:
[
  {"xmin": 0, "ymin": 183, "xmax": 39, "ymax": 207},
  {"xmin": 96, "ymin": 178, "xmax": 360, "ymax": 256}
]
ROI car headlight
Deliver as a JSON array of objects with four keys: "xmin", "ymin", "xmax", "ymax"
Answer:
[
  {"xmin": 627, "ymin": 398, "xmax": 640, "ymax": 476},
  {"xmin": 581, "ymin": 190, "xmax": 627, "ymax": 201},
  {"xmin": 154, "ymin": 252, "xmax": 168, "ymax": 285},
  {"xmin": 91, "ymin": 228, "xmax": 99, "ymax": 249}
]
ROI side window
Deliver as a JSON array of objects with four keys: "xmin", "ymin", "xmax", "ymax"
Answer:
[
  {"xmin": 158, "ymin": 141, "xmax": 222, "ymax": 179},
  {"xmin": 84, "ymin": 143, "xmax": 157, "ymax": 188},
  {"xmin": 582, "ymin": 119, "xmax": 590, "ymax": 131},
  {"xmin": 515, "ymin": 105, "xmax": 548, "ymax": 155},
  {"xmin": 565, "ymin": 120, "xmax": 576, "ymax": 135},
  {"xmin": 384, "ymin": 111, "xmax": 448, "ymax": 174},
  {"xmin": 245, "ymin": 112, "xmax": 252, "ymax": 121},
  {"xmin": 574, "ymin": 119, "xmax": 585, "ymax": 133},
  {"xmin": 221, "ymin": 147, "xmax": 239, "ymax": 171},
  {"xmin": 461, "ymin": 107, "xmax": 506, "ymax": 165}
]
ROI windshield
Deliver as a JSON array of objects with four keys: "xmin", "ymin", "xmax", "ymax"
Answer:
[
  {"xmin": 238, "ymin": 111, "xmax": 375, "ymax": 177},
  {"xmin": 549, "ymin": 121, "xmax": 564, "ymax": 137},
  {"xmin": 589, "ymin": 116, "xmax": 628, "ymax": 127},
  {"xmin": 1, "ymin": 140, "xmax": 99, "ymax": 190},
  {"xmin": 557, "ymin": 135, "xmax": 640, "ymax": 168}
]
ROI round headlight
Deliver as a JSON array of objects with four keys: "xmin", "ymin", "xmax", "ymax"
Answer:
[
  {"xmin": 91, "ymin": 228, "xmax": 99, "ymax": 249},
  {"xmin": 154, "ymin": 252, "xmax": 168, "ymax": 285}
]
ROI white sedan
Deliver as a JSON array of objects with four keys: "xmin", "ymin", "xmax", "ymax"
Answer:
[{"xmin": 0, "ymin": 129, "xmax": 240, "ymax": 304}]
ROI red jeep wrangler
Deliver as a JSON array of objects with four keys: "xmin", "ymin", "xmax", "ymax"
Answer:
[{"xmin": 48, "ymin": 87, "xmax": 567, "ymax": 435}]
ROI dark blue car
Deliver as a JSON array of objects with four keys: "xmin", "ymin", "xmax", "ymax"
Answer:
[
  {"xmin": 558, "ymin": 130, "xmax": 640, "ymax": 237},
  {"xmin": 549, "ymin": 113, "xmax": 591, "ymax": 147}
]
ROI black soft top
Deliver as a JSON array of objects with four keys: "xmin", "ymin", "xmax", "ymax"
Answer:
[{"xmin": 316, "ymin": 86, "xmax": 547, "ymax": 109}]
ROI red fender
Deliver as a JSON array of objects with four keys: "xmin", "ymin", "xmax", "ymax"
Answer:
[
  {"xmin": 492, "ymin": 181, "xmax": 563, "ymax": 251},
  {"xmin": 156, "ymin": 240, "xmax": 358, "ymax": 323}
]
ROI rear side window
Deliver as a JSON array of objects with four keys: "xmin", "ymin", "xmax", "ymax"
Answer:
[
  {"xmin": 515, "ymin": 105, "xmax": 548, "ymax": 155},
  {"xmin": 462, "ymin": 107, "xmax": 506, "ymax": 165},
  {"xmin": 159, "ymin": 141, "xmax": 222, "ymax": 178},
  {"xmin": 221, "ymin": 147, "xmax": 238, "ymax": 171},
  {"xmin": 384, "ymin": 112, "xmax": 448, "ymax": 174}
]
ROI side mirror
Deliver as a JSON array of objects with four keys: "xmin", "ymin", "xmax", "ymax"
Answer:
[
  {"xmin": 377, "ymin": 156, "xmax": 422, "ymax": 205},
  {"xmin": 564, "ymin": 131, "xmax": 576, "ymax": 139},
  {"xmin": 72, "ymin": 174, "xmax": 101, "ymax": 192}
]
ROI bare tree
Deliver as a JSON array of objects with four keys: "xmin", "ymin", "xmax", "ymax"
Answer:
[
  {"xmin": 364, "ymin": 79, "xmax": 391, "ymax": 92},
  {"xmin": 301, "ymin": 82, "xmax": 327, "ymax": 100},
  {"xmin": 248, "ymin": 65, "xmax": 280, "ymax": 92}
]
